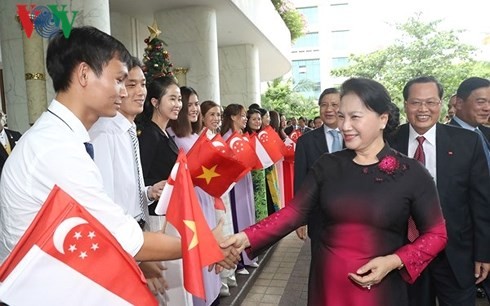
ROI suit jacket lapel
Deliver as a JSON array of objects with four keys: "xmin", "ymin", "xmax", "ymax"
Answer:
[
  {"xmin": 314, "ymin": 127, "xmax": 328, "ymax": 153},
  {"xmin": 391, "ymin": 124, "xmax": 410, "ymax": 155}
]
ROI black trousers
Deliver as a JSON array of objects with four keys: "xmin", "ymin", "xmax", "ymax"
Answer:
[{"xmin": 408, "ymin": 252, "xmax": 476, "ymax": 306}]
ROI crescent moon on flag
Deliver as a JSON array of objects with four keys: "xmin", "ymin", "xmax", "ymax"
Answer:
[
  {"xmin": 212, "ymin": 141, "xmax": 225, "ymax": 148},
  {"xmin": 229, "ymin": 137, "xmax": 241, "ymax": 149},
  {"xmin": 258, "ymin": 131, "xmax": 267, "ymax": 139},
  {"xmin": 53, "ymin": 217, "xmax": 88, "ymax": 254}
]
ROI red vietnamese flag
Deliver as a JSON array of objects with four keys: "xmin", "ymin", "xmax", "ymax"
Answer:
[
  {"xmin": 155, "ymin": 150, "xmax": 224, "ymax": 299},
  {"xmin": 0, "ymin": 186, "xmax": 156, "ymax": 306},
  {"xmin": 186, "ymin": 132, "xmax": 249, "ymax": 197}
]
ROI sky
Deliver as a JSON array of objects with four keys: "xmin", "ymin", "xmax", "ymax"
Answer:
[{"xmin": 352, "ymin": 0, "xmax": 490, "ymax": 59}]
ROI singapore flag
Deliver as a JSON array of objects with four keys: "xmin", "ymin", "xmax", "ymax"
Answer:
[{"xmin": 0, "ymin": 186, "xmax": 156, "ymax": 306}]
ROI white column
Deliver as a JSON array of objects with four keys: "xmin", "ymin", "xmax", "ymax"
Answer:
[
  {"xmin": 154, "ymin": 6, "xmax": 220, "ymax": 103},
  {"xmin": 70, "ymin": 0, "xmax": 111, "ymax": 34},
  {"xmin": 0, "ymin": 0, "xmax": 29, "ymax": 131},
  {"xmin": 21, "ymin": 27, "xmax": 48, "ymax": 125},
  {"xmin": 219, "ymin": 44, "xmax": 260, "ymax": 108},
  {"xmin": 0, "ymin": 0, "xmax": 112, "ymax": 132}
]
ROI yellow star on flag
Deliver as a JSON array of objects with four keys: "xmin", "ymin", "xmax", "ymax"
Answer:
[
  {"xmin": 197, "ymin": 165, "xmax": 220, "ymax": 184},
  {"xmin": 183, "ymin": 220, "xmax": 198, "ymax": 250},
  {"xmin": 147, "ymin": 20, "xmax": 162, "ymax": 40}
]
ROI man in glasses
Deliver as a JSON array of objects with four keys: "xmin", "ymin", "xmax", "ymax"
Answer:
[{"xmin": 388, "ymin": 76, "xmax": 490, "ymax": 306}]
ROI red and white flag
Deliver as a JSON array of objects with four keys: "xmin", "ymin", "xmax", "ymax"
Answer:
[
  {"xmin": 282, "ymin": 136, "xmax": 296, "ymax": 162},
  {"xmin": 226, "ymin": 131, "xmax": 258, "ymax": 170},
  {"xmin": 0, "ymin": 186, "xmax": 156, "ymax": 306},
  {"xmin": 155, "ymin": 150, "xmax": 224, "ymax": 299},
  {"xmin": 246, "ymin": 133, "xmax": 274, "ymax": 170},
  {"xmin": 257, "ymin": 126, "xmax": 285, "ymax": 163},
  {"xmin": 289, "ymin": 129, "xmax": 302, "ymax": 142}
]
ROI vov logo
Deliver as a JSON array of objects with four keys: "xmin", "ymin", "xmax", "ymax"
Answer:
[{"xmin": 16, "ymin": 4, "xmax": 79, "ymax": 39}]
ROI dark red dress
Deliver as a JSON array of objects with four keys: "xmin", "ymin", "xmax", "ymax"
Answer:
[{"xmin": 244, "ymin": 145, "xmax": 447, "ymax": 306}]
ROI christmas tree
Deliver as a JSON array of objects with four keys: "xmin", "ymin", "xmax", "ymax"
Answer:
[{"xmin": 142, "ymin": 21, "xmax": 174, "ymax": 83}]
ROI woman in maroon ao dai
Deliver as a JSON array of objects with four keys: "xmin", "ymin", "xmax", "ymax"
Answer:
[{"xmin": 223, "ymin": 78, "xmax": 447, "ymax": 306}]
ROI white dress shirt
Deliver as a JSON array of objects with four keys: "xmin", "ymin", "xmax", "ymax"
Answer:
[
  {"xmin": 408, "ymin": 124, "xmax": 437, "ymax": 183},
  {"xmin": 89, "ymin": 112, "xmax": 151, "ymax": 220},
  {"xmin": 0, "ymin": 100, "xmax": 143, "ymax": 263},
  {"xmin": 323, "ymin": 125, "xmax": 343, "ymax": 152}
]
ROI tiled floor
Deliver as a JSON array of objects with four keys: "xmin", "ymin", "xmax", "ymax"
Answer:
[{"xmin": 241, "ymin": 232, "xmax": 308, "ymax": 306}]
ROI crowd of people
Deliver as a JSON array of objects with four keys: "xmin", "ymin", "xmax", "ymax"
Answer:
[{"xmin": 0, "ymin": 25, "xmax": 489, "ymax": 306}]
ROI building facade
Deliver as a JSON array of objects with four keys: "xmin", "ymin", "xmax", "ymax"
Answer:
[{"xmin": 0, "ymin": 0, "xmax": 292, "ymax": 132}]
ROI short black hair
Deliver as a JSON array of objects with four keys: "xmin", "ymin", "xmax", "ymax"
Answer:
[
  {"xmin": 341, "ymin": 78, "xmax": 399, "ymax": 137},
  {"xmin": 318, "ymin": 88, "xmax": 339, "ymax": 105},
  {"xmin": 456, "ymin": 77, "xmax": 490, "ymax": 100},
  {"xmin": 46, "ymin": 26, "xmax": 131, "ymax": 92},
  {"xmin": 402, "ymin": 76, "xmax": 444, "ymax": 101}
]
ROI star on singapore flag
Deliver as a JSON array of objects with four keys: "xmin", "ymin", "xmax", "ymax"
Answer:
[{"xmin": 0, "ymin": 186, "xmax": 156, "ymax": 306}]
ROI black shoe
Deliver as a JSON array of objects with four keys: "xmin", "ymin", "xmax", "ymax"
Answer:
[{"xmin": 477, "ymin": 287, "xmax": 486, "ymax": 299}]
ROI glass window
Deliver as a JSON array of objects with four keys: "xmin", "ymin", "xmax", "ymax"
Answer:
[
  {"xmin": 293, "ymin": 32, "xmax": 319, "ymax": 49},
  {"xmin": 329, "ymin": 3, "xmax": 350, "ymax": 30},
  {"xmin": 292, "ymin": 59, "xmax": 321, "ymax": 98},
  {"xmin": 297, "ymin": 6, "xmax": 318, "ymax": 29},
  {"xmin": 331, "ymin": 30, "xmax": 350, "ymax": 52},
  {"xmin": 331, "ymin": 57, "xmax": 349, "ymax": 69}
]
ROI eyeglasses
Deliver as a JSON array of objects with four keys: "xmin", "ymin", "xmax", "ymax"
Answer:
[{"xmin": 406, "ymin": 100, "xmax": 441, "ymax": 109}]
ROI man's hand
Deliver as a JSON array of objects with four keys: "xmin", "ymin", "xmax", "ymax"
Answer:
[
  {"xmin": 475, "ymin": 262, "xmax": 490, "ymax": 284},
  {"xmin": 295, "ymin": 225, "xmax": 307, "ymax": 240},
  {"xmin": 138, "ymin": 261, "xmax": 168, "ymax": 294},
  {"xmin": 149, "ymin": 180, "xmax": 166, "ymax": 201}
]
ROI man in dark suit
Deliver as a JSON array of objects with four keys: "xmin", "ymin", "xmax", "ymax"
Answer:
[
  {"xmin": 389, "ymin": 76, "xmax": 490, "ymax": 306},
  {"xmin": 294, "ymin": 88, "xmax": 341, "ymax": 240},
  {"xmin": 450, "ymin": 77, "xmax": 490, "ymax": 170},
  {"xmin": 448, "ymin": 77, "xmax": 490, "ymax": 301},
  {"xmin": 297, "ymin": 116, "xmax": 312, "ymax": 134},
  {"xmin": 0, "ymin": 112, "xmax": 21, "ymax": 176},
  {"xmin": 284, "ymin": 117, "xmax": 298, "ymax": 135}
]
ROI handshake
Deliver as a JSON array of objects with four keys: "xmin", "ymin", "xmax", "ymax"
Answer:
[{"xmin": 211, "ymin": 219, "xmax": 251, "ymax": 273}]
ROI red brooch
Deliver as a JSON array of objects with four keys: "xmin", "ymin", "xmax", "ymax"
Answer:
[{"xmin": 378, "ymin": 156, "xmax": 400, "ymax": 175}]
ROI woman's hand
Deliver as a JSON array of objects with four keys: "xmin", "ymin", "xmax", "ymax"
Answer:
[{"xmin": 348, "ymin": 254, "xmax": 402, "ymax": 289}]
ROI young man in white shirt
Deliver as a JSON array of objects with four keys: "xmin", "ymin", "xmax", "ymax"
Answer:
[{"xmin": 0, "ymin": 27, "xmax": 238, "ymax": 269}]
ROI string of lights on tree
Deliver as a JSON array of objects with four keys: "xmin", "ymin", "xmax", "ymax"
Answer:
[{"xmin": 142, "ymin": 21, "xmax": 174, "ymax": 83}]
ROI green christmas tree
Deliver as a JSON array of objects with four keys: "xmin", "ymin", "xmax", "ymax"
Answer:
[{"xmin": 142, "ymin": 21, "xmax": 174, "ymax": 82}]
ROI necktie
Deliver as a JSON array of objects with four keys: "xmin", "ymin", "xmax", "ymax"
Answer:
[
  {"xmin": 328, "ymin": 129, "xmax": 342, "ymax": 152},
  {"xmin": 84, "ymin": 142, "xmax": 94, "ymax": 160},
  {"xmin": 408, "ymin": 136, "xmax": 426, "ymax": 242},
  {"xmin": 129, "ymin": 126, "xmax": 148, "ymax": 223},
  {"xmin": 3, "ymin": 140, "xmax": 11, "ymax": 155},
  {"xmin": 475, "ymin": 128, "xmax": 490, "ymax": 170},
  {"xmin": 413, "ymin": 136, "xmax": 426, "ymax": 165}
]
